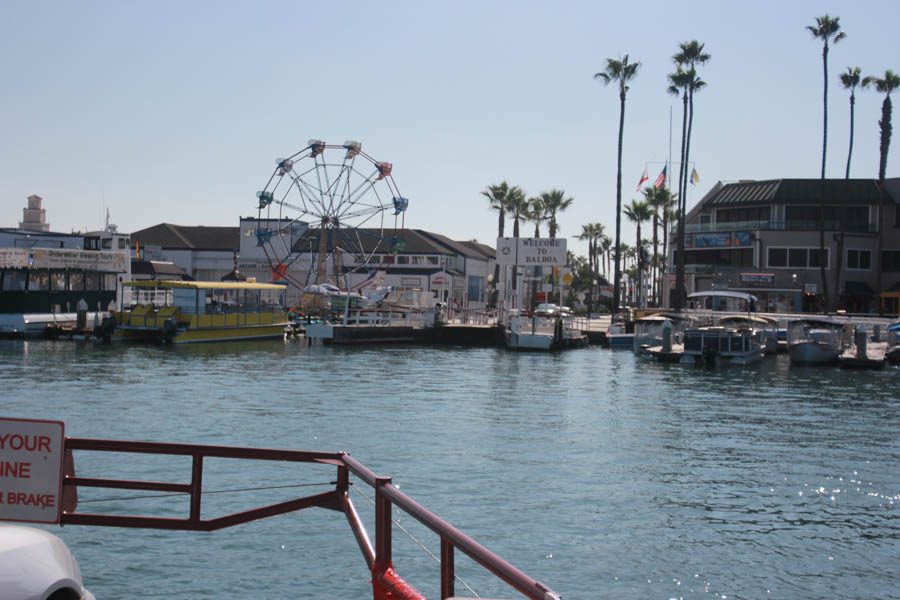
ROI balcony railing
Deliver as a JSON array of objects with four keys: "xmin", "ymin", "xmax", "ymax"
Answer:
[{"xmin": 679, "ymin": 220, "xmax": 876, "ymax": 234}]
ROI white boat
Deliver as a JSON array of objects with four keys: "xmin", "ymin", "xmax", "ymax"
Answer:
[
  {"xmin": 680, "ymin": 325, "xmax": 765, "ymax": 366},
  {"xmin": 504, "ymin": 311, "xmax": 588, "ymax": 351},
  {"xmin": 787, "ymin": 317, "xmax": 846, "ymax": 365},
  {"xmin": 0, "ymin": 524, "xmax": 95, "ymax": 600},
  {"xmin": 717, "ymin": 314, "xmax": 779, "ymax": 354},
  {"xmin": 887, "ymin": 322, "xmax": 900, "ymax": 364},
  {"xmin": 605, "ymin": 319, "xmax": 634, "ymax": 348},
  {"xmin": 632, "ymin": 312, "xmax": 697, "ymax": 353}
]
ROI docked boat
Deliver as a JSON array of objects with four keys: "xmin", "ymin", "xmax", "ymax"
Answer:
[
  {"xmin": 504, "ymin": 311, "xmax": 588, "ymax": 351},
  {"xmin": 838, "ymin": 324, "xmax": 887, "ymax": 369},
  {"xmin": 887, "ymin": 322, "xmax": 900, "ymax": 364},
  {"xmin": 113, "ymin": 279, "xmax": 289, "ymax": 343},
  {"xmin": 717, "ymin": 314, "xmax": 779, "ymax": 354},
  {"xmin": 0, "ymin": 524, "xmax": 95, "ymax": 600},
  {"xmin": 605, "ymin": 319, "xmax": 634, "ymax": 348},
  {"xmin": 632, "ymin": 312, "xmax": 697, "ymax": 353},
  {"xmin": 0, "ymin": 229, "xmax": 130, "ymax": 338},
  {"xmin": 680, "ymin": 325, "xmax": 765, "ymax": 366},
  {"xmin": 787, "ymin": 317, "xmax": 846, "ymax": 365}
]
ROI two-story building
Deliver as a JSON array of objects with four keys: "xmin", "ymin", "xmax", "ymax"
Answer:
[{"xmin": 666, "ymin": 178, "xmax": 900, "ymax": 314}]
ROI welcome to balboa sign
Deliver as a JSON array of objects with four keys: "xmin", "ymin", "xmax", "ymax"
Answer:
[{"xmin": 495, "ymin": 238, "xmax": 567, "ymax": 267}]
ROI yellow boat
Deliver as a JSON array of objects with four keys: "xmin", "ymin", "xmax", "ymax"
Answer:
[{"xmin": 113, "ymin": 280, "xmax": 289, "ymax": 343}]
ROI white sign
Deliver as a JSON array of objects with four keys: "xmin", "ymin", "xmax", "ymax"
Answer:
[
  {"xmin": 804, "ymin": 283, "xmax": 817, "ymax": 294},
  {"xmin": 541, "ymin": 283, "xmax": 553, "ymax": 292},
  {"xmin": 0, "ymin": 417, "xmax": 65, "ymax": 524},
  {"xmin": 495, "ymin": 237, "xmax": 567, "ymax": 266}
]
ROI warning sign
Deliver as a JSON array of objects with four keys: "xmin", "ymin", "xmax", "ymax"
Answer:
[{"xmin": 0, "ymin": 417, "xmax": 65, "ymax": 524}]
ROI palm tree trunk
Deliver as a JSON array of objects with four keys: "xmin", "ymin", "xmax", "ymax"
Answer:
[
  {"xmin": 612, "ymin": 91, "xmax": 626, "ymax": 316},
  {"xmin": 845, "ymin": 93, "xmax": 855, "ymax": 178},
  {"xmin": 818, "ymin": 44, "xmax": 831, "ymax": 311},
  {"xmin": 674, "ymin": 93, "xmax": 688, "ymax": 310},
  {"xmin": 652, "ymin": 213, "xmax": 659, "ymax": 306},
  {"xmin": 879, "ymin": 96, "xmax": 892, "ymax": 181}
]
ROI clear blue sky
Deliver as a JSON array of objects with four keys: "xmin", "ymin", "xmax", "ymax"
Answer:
[{"xmin": 1, "ymin": 0, "xmax": 896, "ymax": 258}]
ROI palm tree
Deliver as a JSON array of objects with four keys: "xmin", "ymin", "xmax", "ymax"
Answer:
[
  {"xmin": 671, "ymin": 40, "xmax": 710, "ymax": 310},
  {"xmin": 595, "ymin": 54, "xmax": 640, "ymax": 315},
  {"xmin": 840, "ymin": 66, "xmax": 862, "ymax": 178},
  {"xmin": 540, "ymin": 189, "xmax": 574, "ymax": 238},
  {"xmin": 527, "ymin": 196, "xmax": 546, "ymax": 237},
  {"xmin": 481, "ymin": 181, "xmax": 514, "ymax": 308},
  {"xmin": 599, "ymin": 234, "xmax": 612, "ymax": 278},
  {"xmin": 807, "ymin": 14, "xmax": 846, "ymax": 311},
  {"xmin": 624, "ymin": 199, "xmax": 652, "ymax": 308},
  {"xmin": 862, "ymin": 69, "xmax": 899, "ymax": 305},
  {"xmin": 506, "ymin": 186, "xmax": 529, "ymax": 294},
  {"xmin": 642, "ymin": 186, "xmax": 670, "ymax": 306},
  {"xmin": 862, "ymin": 69, "xmax": 900, "ymax": 180}
]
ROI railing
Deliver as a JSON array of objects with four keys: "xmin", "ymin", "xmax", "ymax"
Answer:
[
  {"xmin": 680, "ymin": 220, "xmax": 876, "ymax": 234},
  {"xmin": 60, "ymin": 438, "xmax": 560, "ymax": 600}
]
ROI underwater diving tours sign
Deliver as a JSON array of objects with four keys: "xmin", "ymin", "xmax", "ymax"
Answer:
[
  {"xmin": 0, "ymin": 417, "xmax": 65, "ymax": 524},
  {"xmin": 496, "ymin": 237, "xmax": 567, "ymax": 267}
]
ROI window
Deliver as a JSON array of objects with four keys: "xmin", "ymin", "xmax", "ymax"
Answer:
[
  {"xmin": 427, "ymin": 256, "xmax": 439, "ymax": 265},
  {"xmin": 767, "ymin": 247, "xmax": 829, "ymax": 269},
  {"xmin": 85, "ymin": 272, "xmax": 100, "ymax": 291},
  {"xmin": 51, "ymin": 271, "xmax": 67, "ymax": 291},
  {"xmin": 101, "ymin": 238, "xmax": 112, "ymax": 249},
  {"xmin": 103, "ymin": 274, "xmax": 117, "ymax": 291},
  {"xmin": 2, "ymin": 270, "xmax": 27, "ymax": 291},
  {"xmin": 396, "ymin": 256, "xmax": 409, "ymax": 264},
  {"xmin": 118, "ymin": 238, "xmax": 129, "ymax": 249},
  {"xmin": 68, "ymin": 271, "xmax": 83, "ymax": 291},
  {"xmin": 84, "ymin": 237, "xmax": 100, "ymax": 250},
  {"xmin": 768, "ymin": 248, "xmax": 787, "ymax": 267},
  {"xmin": 28, "ymin": 270, "xmax": 49, "ymax": 291},
  {"xmin": 716, "ymin": 206, "xmax": 770, "ymax": 223},
  {"xmin": 883, "ymin": 250, "xmax": 900, "ymax": 272},
  {"xmin": 847, "ymin": 249, "xmax": 871, "ymax": 270},
  {"xmin": 412, "ymin": 256, "xmax": 424, "ymax": 265}
]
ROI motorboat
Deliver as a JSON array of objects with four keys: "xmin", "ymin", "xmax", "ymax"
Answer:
[
  {"xmin": 632, "ymin": 312, "xmax": 697, "ymax": 353},
  {"xmin": 0, "ymin": 524, "xmax": 94, "ymax": 600},
  {"xmin": 717, "ymin": 314, "xmax": 779, "ymax": 354},
  {"xmin": 787, "ymin": 317, "xmax": 846, "ymax": 365},
  {"xmin": 680, "ymin": 324, "xmax": 765, "ymax": 366},
  {"xmin": 113, "ymin": 279, "xmax": 289, "ymax": 343},
  {"xmin": 504, "ymin": 311, "xmax": 588, "ymax": 351},
  {"xmin": 887, "ymin": 322, "xmax": 900, "ymax": 364},
  {"xmin": 605, "ymin": 319, "xmax": 634, "ymax": 348}
]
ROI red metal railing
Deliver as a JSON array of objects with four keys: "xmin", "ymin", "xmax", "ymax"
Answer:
[{"xmin": 61, "ymin": 437, "xmax": 561, "ymax": 600}]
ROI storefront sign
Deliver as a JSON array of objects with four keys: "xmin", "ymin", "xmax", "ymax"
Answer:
[
  {"xmin": 695, "ymin": 233, "xmax": 731, "ymax": 248},
  {"xmin": 740, "ymin": 272, "xmax": 775, "ymax": 285},
  {"xmin": 734, "ymin": 232, "xmax": 751, "ymax": 246}
]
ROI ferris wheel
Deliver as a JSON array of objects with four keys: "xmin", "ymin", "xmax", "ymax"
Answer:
[{"xmin": 253, "ymin": 140, "xmax": 408, "ymax": 290}]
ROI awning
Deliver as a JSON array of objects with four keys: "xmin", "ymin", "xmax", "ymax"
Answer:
[{"xmin": 844, "ymin": 281, "xmax": 875, "ymax": 296}]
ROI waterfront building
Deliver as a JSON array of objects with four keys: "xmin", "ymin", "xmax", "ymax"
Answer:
[
  {"xmin": 665, "ymin": 178, "xmax": 900, "ymax": 314},
  {"xmin": 130, "ymin": 221, "xmax": 496, "ymax": 310}
]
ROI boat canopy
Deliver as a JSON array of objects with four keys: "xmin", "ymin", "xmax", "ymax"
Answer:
[
  {"xmin": 124, "ymin": 279, "xmax": 286, "ymax": 291},
  {"xmin": 688, "ymin": 290, "xmax": 759, "ymax": 302},
  {"xmin": 718, "ymin": 315, "xmax": 777, "ymax": 326},
  {"xmin": 635, "ymin": 312, "xmax": 695, "ymax": 322}
]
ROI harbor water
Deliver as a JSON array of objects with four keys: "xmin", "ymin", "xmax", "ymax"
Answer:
[{"xmin": 2, "ymin": 339, "xmax": 899, "ymax": 599}]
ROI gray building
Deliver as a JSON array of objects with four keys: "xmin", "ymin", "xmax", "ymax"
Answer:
[{"xmin": 666, "ymin": 178, "xmax": 900, "ymax": 314}]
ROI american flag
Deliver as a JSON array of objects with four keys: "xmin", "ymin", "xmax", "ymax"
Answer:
[{"xmin": 653, "ymin": 165, "xmax": 667, "ymax": 189}]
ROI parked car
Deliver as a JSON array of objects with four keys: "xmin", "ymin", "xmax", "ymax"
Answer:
[{"xmin": 0, "ymin": 524, "xmax": 94, "ymax": 600}]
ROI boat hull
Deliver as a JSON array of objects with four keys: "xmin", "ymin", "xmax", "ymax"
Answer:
[{"xmin": 787, "ymin": 341, "xmax": 840, "ymax": 365}]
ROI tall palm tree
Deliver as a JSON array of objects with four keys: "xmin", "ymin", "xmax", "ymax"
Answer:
[
  {"xmin": 599, "ymin": 234, "xmax": 612, "ymax": 278},
  {"xmin": 595, "ymin": 54, "xmax": 640, "ymax": 315},
  {"xmin": 862, "ymin": 69, "xmax": 900, "ymax": 180},
  {"xmin": 840, "ymin": 67, "xmax": 862, "ymax": 178},
  {"xmin": 808, "ymin": 14, "xmax": 846, "ymax": 311},
  {"xmin": 672, "ymin": 40, "xmax": 710, "ymax": 310},
  {"xmin": 624, "ymin": 199, "xmax": 652, "ymax": 308},
  {"xmin": 527, "ymin": 196, "xmax": 546, "ymax": 237},
  {"xmin": 643, "ymin": 186, "xmax": 674, "ymax": 306},
  {"xmin": 481, "ymin": 181, "xmax": 514, "ymax": 308},
  {"xmin": 540, "ymin": 189, "xmax": 574, "ymax": 238},
  {"xmin": 833, "ymin": 66, "xmax": 862, "ymax": 310},
  {"xmin": 862, "ymin": 69, "xmax": 899, "ymax": 305},
  {"xmin": 506, "ymin": 186, "xmax": 529, "ymax": 294}
]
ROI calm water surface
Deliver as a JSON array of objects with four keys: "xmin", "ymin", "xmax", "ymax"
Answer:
[{"xmin": 2, "ymin": 338, "xmax": 899, "ymax": 599}]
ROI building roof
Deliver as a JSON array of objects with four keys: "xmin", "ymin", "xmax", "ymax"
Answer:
[
  {"xmin": 131, "ymin": 224, "xmax": 240, "ymax": 251},
  {"xmin": 701, "ymin": 178, "xmax": 896, "ymax": 208},
  {"xmin": 290, "ymin": 228, "xmax": 466, "ymax": 255},
  {"xmin": 131, "ymin": 260, "xmax": 191, "ymax": 280}
]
